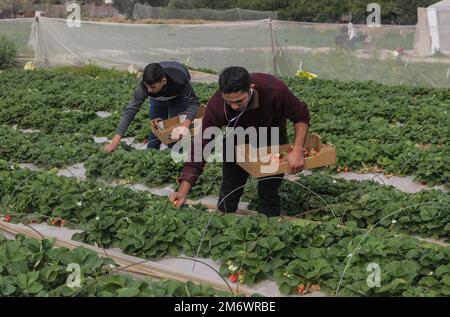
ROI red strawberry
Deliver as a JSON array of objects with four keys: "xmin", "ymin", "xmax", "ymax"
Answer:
[
  {"xmin": 336, "ymin": 167, "xmax": 341, "ymax": 173},
  {"xmin": 297, "ymin": 284, "xmax": 305, "ymax": 295},
  {"xmin": 61, "ymin": 219, "xmax": 65, "ymax": 227},
  {"xmin": 4, "ymin": 214, "xmax": 11, "ymax": 223},
  {"xmin": 229, "ymin": 274, "xmax": 238, "ymax": 283},
  {"xmin": 344, "ymin": 167, "xmax": 349, "ymax": 173},
  {"xmin": 51, "ymin": 218, "xmax": 58, "ymax": 226}
]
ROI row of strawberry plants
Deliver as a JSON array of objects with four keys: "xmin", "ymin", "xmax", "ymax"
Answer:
[
  {"xmin": 0, "ymin": 125, "xmax": 101, "ymax": 167},
  {"xmin": 0, "ymin": 67, "xmax": 214, "ymax": 114},
  {"xmin": 2, "ymin": 68, "xmax": 447, "ymax": 145},
  {"xmin": 0, "ymin": 68, "xmax": 213, "ymax": 138},
  {"xmin": 0, "ymin": 234, "xmax": 228, "ymax": 297},
  {"xmin": 1, "ymin": 162, "xmax": 450, "ymax": 296},
  {"xmin": 284, "ymin": 77, "xmax": 449, "ymax": 145},
  {"xmin": 3, "ymin": 101, "xmax": 448, "ymax": 186},
  {"xmin": 0, "ymin": 125, "xmax": 222, "ymax": 198},
  {"xmin": 82, "ymin": 148, "xmax": 450, "ymax": 241},
  {"xmin": 245, "ymin": 174, "xmax": 450, "ymax": 241},
  {"xmin": 1, "ymin": 126, "xmax": 448, "ymax": 240},
  {"xmin": 1, "ymin": 68, "xmax": 448, "ymax": 184}
]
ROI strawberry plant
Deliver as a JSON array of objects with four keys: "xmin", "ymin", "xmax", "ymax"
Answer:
[{"xmin": 0, "ymin": 234, "xmax": 229, "ymax": 297}]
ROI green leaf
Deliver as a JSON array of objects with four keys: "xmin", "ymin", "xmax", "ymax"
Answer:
[
  {"xmin": 17, "ymin": 272, "xmax": 43, "ymax": 294},
  {"xmin": 258, "ymin": 237, "xmax": 285, "ymax": 252},
  {"xmin": 442, "ymin": 275, "xmax": 450, "ymax": 286},
  {"xmin": 117, "ymin": 287, "xmax": 140, "ymax": 297},
  {"xmin": 418, "ymin": 276, "xmax": 436, "ymax": 288},
  {"xmin": 442, "ymin": 285, "xmax": 450, "ymax": 295},
  {"xmin": 279, "ymin": 283, "xmax": 293, "ymax": 295},
  {"xmin": 0, "ymin": 276, "xmax": 16, "ymax": 296},
  {"xmin": 40, "ymin": 265, "xmax": 63, "ymax": 283}
]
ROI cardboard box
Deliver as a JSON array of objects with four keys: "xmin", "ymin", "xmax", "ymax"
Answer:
[
  {"xmin": 235, "ymin": 133, "xmax": 336, "ymax": 178},
  {"xmin": 150, "ymin": 105, "xmax": 206, "ymax": 145}
]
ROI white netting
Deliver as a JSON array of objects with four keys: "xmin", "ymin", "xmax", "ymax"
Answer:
[
  {"xmin": 0, "ymin": 18, "xmax": 33, "ymax": 57},
  {"xmin": 27, "ymin": 17, "xmax": 276, "ymax": 73},
  {"xmin": 131, "ymin": 3, "xmax": 278, "ymax": 21},
  {"xmin": 2, "ymin": 15, "xmax": 450, "ymax": 87}
]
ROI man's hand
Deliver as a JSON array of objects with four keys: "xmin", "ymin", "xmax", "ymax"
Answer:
[
  {"xmin": 287, "ymin": 148, "xmax": 305, "ymax": 175},
  {"xmin": 171, "ymin": 119, "xmax": 192, "ymax": 141},
  {"xmin": 287, "ymin": 122, "xmax": 308, "ymax": 175},
  {"xmin": 169, "ymin": 191, "xmax": 187, "ymax": 208},
  {"xmin": 104, "ymin": 134, "xmax": 122, "ymax": 153},
  {"xmin": 169, "ymin": 180, "xmax": 192, "ymax": 208}
]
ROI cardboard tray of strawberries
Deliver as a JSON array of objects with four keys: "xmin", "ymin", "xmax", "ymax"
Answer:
[{"xmin": 235, "ymin": 133, "xmax": 336, "ymax": 177}]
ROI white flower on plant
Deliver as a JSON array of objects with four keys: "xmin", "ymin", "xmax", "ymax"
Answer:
[
  {"xmin": 332, "ymin": 180, "xmax": 337, "ymax": 183},
  {"xmin": 428, "ymin": 271, "xmax": 433, "ymax": 276},
  {"xmin": 10, "ymin": 165, "xmax": 14, "ymax": 170},
  {"xmin": 76, "ymin": 201, "xmax": 82, "ymax": 207},
  {"xmin": 95, "ymin": 216, "xmax": 100, "ymax": 221},
  {"xmin": 392, "ymin": 219, "xmax": 397, "ymax": 224},
  {"xmin": 347, "ymin": 253, "xmax": 353, "ymax": 258},
  {"xmin": 108, "ymin": 264, "xmax": 116, "ymax": 269},
  {"xmin": 228, "ymin": 264, "xmax": 238, "ymax": 272}
]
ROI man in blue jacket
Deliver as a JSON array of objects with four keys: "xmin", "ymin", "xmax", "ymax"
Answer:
[{"xmin": 105, "ymin": 61, "xmax": 201, "ymax": 152}]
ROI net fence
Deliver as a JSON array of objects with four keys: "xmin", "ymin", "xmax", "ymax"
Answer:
[
  {"xmin": 132, "ymin": 3, "xmax": 278, "ymax": 21},
  {"xmin": 1, "ymin": 15, "xmax": 450, "ymax": 88}
]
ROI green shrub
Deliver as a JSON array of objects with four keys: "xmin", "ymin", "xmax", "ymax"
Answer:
[{"xmin": 0, "ymin": 36, "xmax": 16, "ymax": 69}]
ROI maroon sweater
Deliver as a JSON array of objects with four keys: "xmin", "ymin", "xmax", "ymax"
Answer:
[{"xmin": 179, "ymin": 73, "xmax": 310, "ymax": 185}]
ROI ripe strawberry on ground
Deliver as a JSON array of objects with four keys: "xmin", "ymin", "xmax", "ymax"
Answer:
[
  {"xmin": 344, "ymin": 167, "xmax": 349, "ymax": 173},
  {"xmin": 4, "ymin": 214, "xmax": 11, "ymax": 222}
]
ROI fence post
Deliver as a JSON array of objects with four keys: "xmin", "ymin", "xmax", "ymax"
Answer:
[{"xmin": 268, "ymin": 18, "xmax": 278, "ymax": 75}]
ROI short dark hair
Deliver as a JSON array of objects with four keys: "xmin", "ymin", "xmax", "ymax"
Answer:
[
  {"xmin": 143, "ymin": 63, "xmax": 165, "ymax": 85},
  {"xmin": 219, "ymin": 67, "xmax": 251, "ymax": 94}
]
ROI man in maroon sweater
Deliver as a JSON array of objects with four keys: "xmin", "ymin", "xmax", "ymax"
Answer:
[{"xmin": 169, "ymin": 67, "xmax": 310, "ymax": 216}]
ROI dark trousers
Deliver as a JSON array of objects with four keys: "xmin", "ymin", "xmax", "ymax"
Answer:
[{"xmin": 217, "ymin": 162, "xmax": 284, "ymax": 217}]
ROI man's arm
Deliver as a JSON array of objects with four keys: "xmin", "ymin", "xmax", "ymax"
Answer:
[
  {"xmin": 287, "ymin": 122, "xmax": 309, "ymax": 174},
  {"xmin": 105, "ymin": 84, "xmax": 148, "ymax": 153},
  {"xmin": 169, "ymin": 94, "xmax": 222, "ymax": 207},
  {"xmin": 169, "ymin": 111, "xmax": 214, "ymax": 208},
  {"xmin": 279, "ymin": 83, "xmax": 311, "ymax": 174},
  {"xmin": 179, "ymin": 81, "xmax": 200, "ymax": 129}
]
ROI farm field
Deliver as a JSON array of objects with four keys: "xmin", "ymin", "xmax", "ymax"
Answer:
[{"xmin": 0, "ymin": 66, "xmax": 449, "ymax": 297}]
